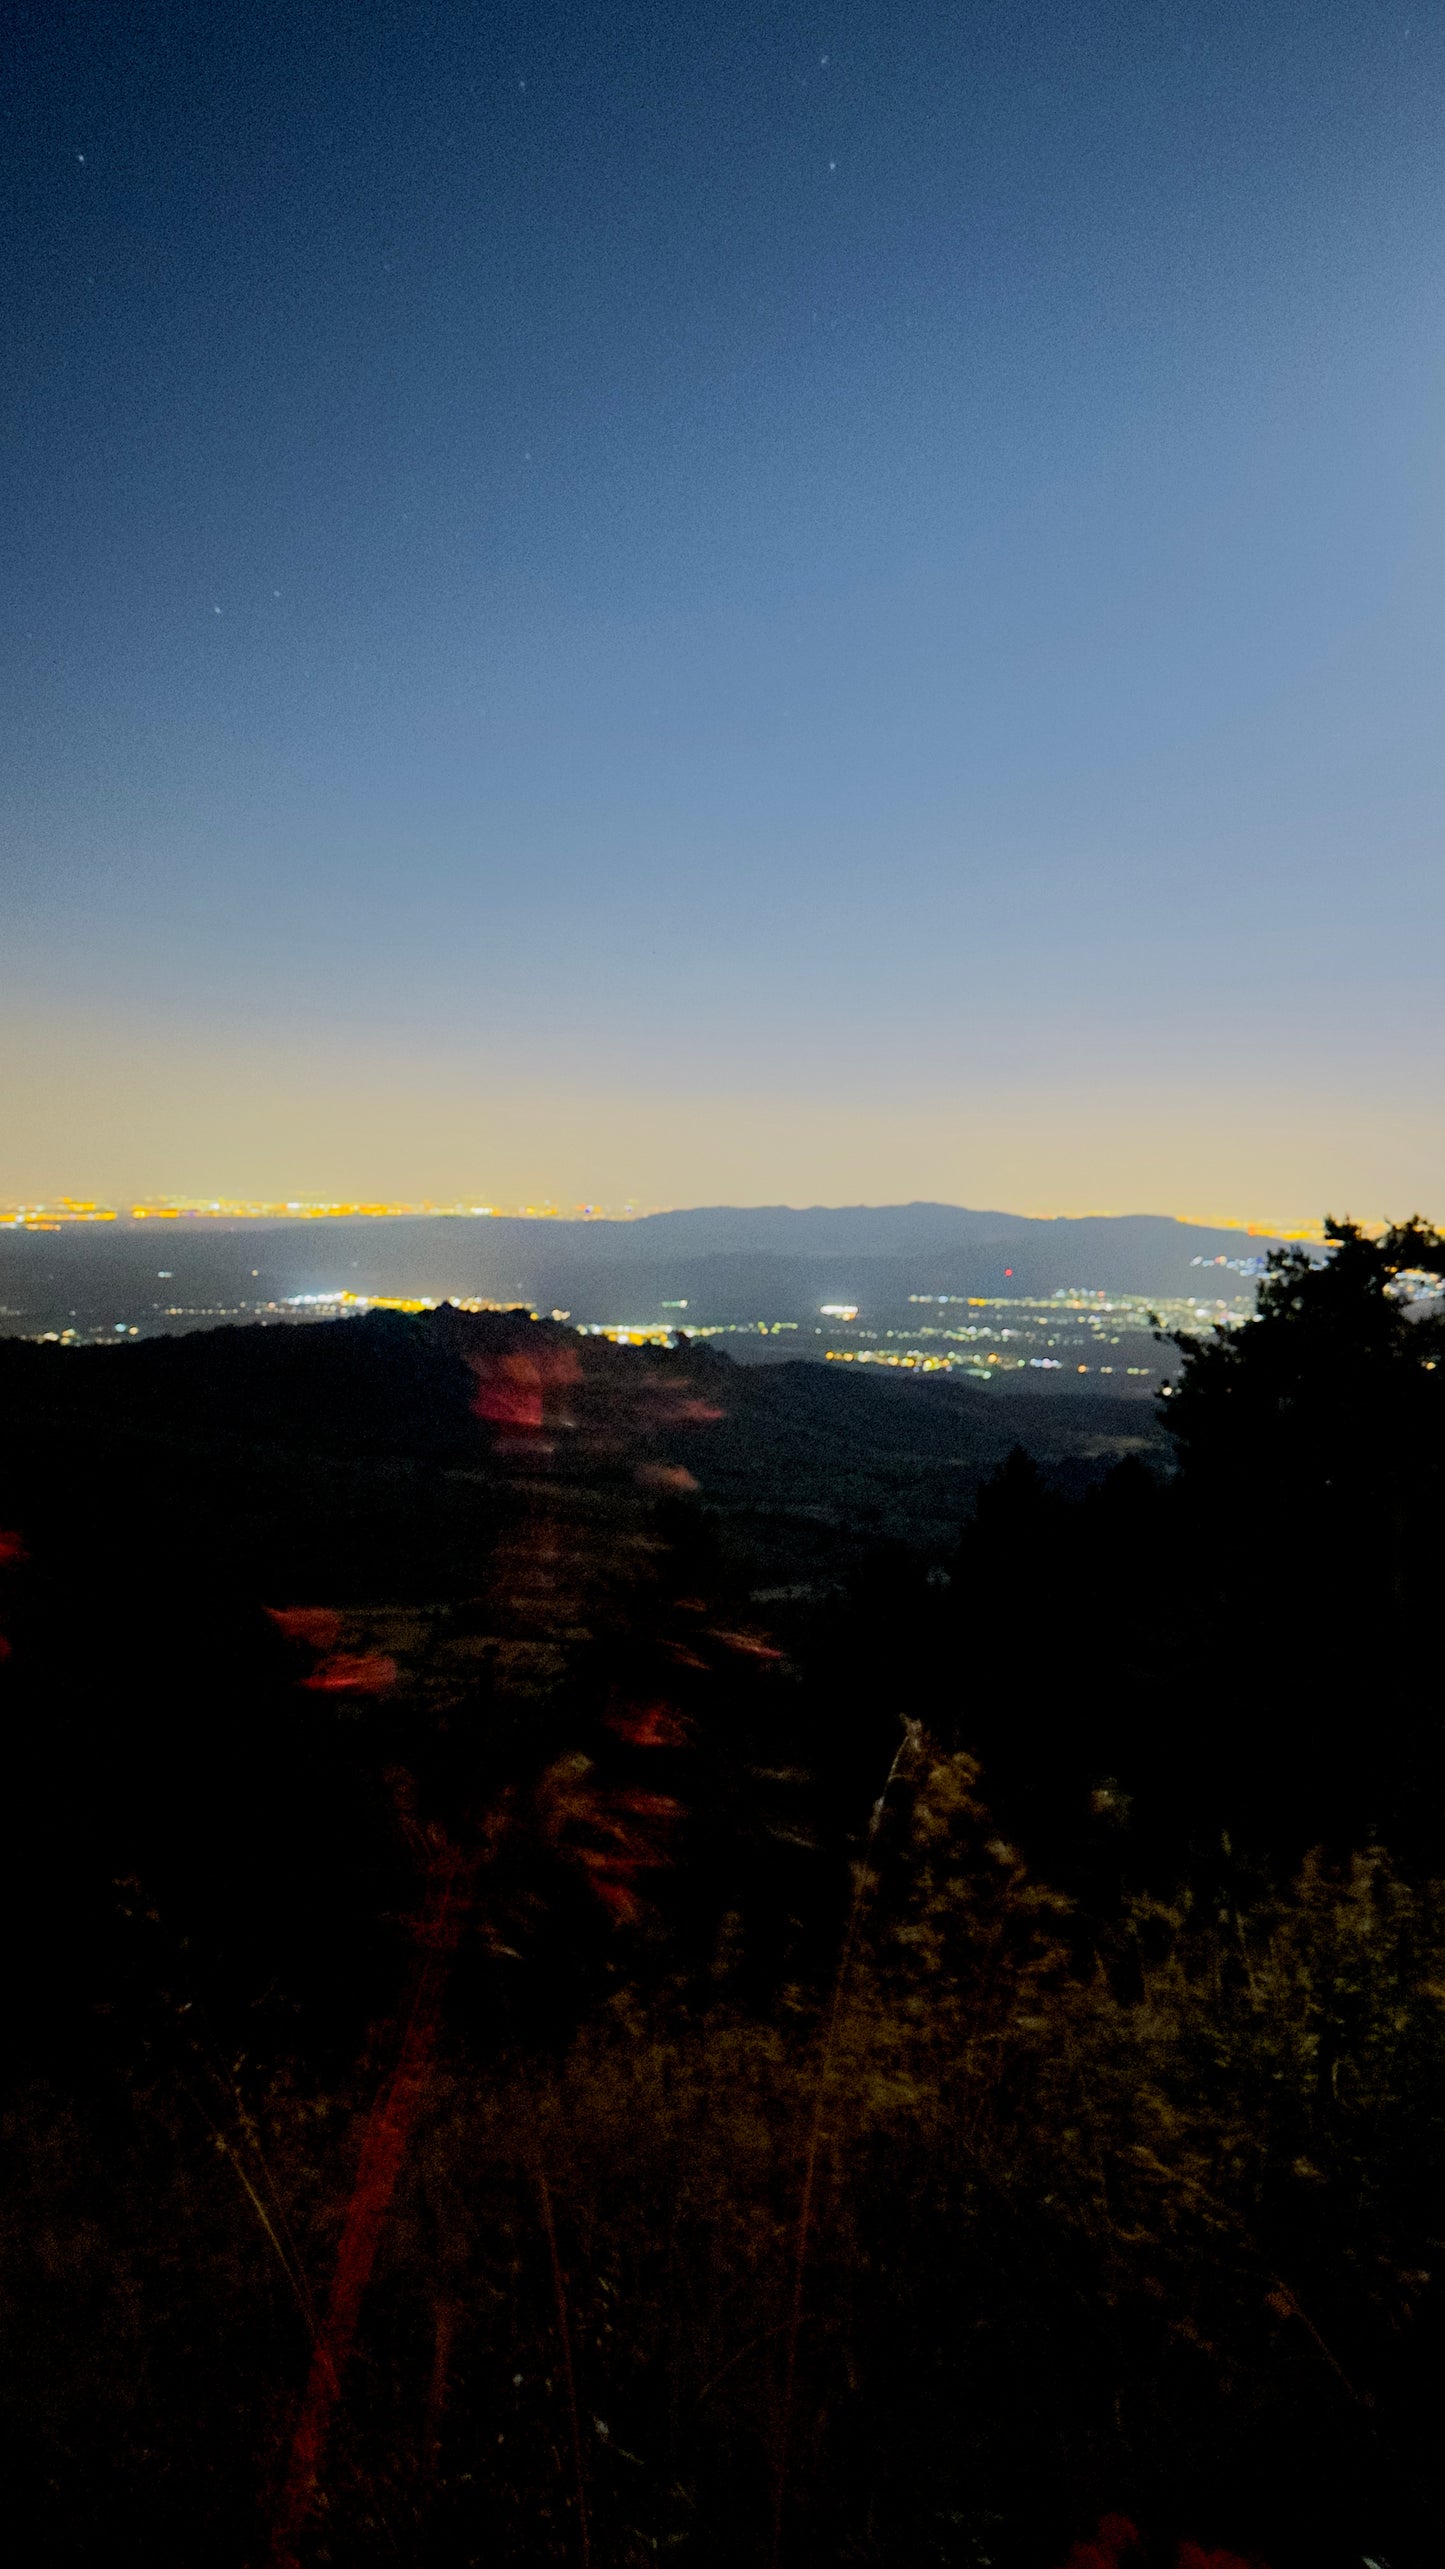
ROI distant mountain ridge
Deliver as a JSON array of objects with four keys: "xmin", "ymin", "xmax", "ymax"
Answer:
[
  {"xmin": 594, "ymin": 1203, "xmax": 1274, "ymax": 1267},
  {"xmin": 0, "ymin": 1201, "xmax": 1283, "ymax": 1343},
  {"xmin": 609, "ymin": 1203, "xmax": 1024, "ymax": 1254}
]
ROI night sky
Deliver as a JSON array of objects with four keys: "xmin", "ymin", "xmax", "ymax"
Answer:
[{"xmin": 5, "ymin": 1, "xmax": 1444, "ymax": 1219}]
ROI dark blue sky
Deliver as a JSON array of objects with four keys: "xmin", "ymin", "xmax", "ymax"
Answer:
[{"xmin": 5, "ymin": 0, "xmax": 1443, "ymax": 1217}]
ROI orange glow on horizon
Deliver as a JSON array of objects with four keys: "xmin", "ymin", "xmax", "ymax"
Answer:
[{"xmin": 0, "ymin": 1192, "xmax": 1337, "ymax": 1239}]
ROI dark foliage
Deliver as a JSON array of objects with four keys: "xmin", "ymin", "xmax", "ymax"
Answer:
[{"xmin": 0, "ymin": 1249, "xmax": 1442, "ymax": 2567}]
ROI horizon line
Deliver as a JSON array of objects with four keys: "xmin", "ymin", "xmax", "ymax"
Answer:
[{"xmin": 0, "ymin": 1193, "xmax": 1335, "ymax": 1241}]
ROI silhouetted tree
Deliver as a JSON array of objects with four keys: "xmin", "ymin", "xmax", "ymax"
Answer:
[
  {"xmin": 1161, "ymin": 1217, "xmax": 1445, "ymax": 1855},
  {"xmin": 1165, "ymin": 1216, "xmax": 1445, "ymax": 1511}
]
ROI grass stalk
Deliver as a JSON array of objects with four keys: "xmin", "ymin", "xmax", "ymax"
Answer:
[
  {"xmin": 535, "ymin": 2147, "xmax": 592, "ymax": 2569},
  {"xmin": 769, "ymin": 1719, "xmax": 922, "ymax": 2569}
]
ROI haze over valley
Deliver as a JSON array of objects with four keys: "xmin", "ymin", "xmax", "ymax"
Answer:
[{"xmin": 1, "ymin": 1199, "xmax": 1278, "ymax": 1391}]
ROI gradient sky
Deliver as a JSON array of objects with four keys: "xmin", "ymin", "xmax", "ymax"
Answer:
[{"xmin": 5, "ymin": 0, "xmax": 1444, "ymax": 1221}]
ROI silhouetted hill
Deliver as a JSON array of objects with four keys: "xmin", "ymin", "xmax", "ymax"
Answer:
[{"xmin": 0, "ymin": 1308, "xmax": 1165, "ymax": 1597}]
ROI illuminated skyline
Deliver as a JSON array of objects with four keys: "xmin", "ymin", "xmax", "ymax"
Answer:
[
  {"xmin": 0, "ymin": 1190, "xmax": 1337, "ymax": 1243},
  {"xmin": 6, "ymin": 3, "xmax": 1445, "ymax": 1223}
]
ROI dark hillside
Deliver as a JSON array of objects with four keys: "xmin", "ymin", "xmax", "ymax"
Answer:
[
  {"xmin": 0, "ymin": 1310, "xmax": 1165, "ymax": 1594},
  {"xmin": 1, "ymin": 1256, "xmax": 1441, "ymax": 2569}
]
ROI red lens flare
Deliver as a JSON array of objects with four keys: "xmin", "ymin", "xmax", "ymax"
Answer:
[
  {"xmin": 1061, "ymin": 2523, "xmax": 1261, "ymax": 2569},
  {"xmin": 605, "ymin": 1700, "xmax": 689, "ymax": 1748},
  {"xmin": 270, "ymin": 1841, "xmax": 480, "ymax": 2568},
  {"xmin": 267, "ymin": 1606, "xmax": 343, "ymax": 1650},
  {"xmin": 301, "ymin": 1652, "xmax": 398, "ymax": 1695},
  {"xmin": 635, "ymin": 1461, "xmax": 700, "ymax": 1492},
  {"xmin": 266, "ymin": 1611, "xmax": 395, "ymax": 1693},
  {"xmin": 468, "ymin": 1346, "xmax": 582, "ymax": 1431}
]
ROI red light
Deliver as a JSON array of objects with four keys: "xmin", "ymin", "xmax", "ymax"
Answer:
[
  {"xmin": 268, "ymin": 1605, "xmax": 342, "ymax": 1650},
  {"xmin": 303, "ymin": 1652, "xmax": 398, "ymax": 1695},
  {"xmin": 605, "ymin": 1701, "xmax": 689, "ymax": 1746}
]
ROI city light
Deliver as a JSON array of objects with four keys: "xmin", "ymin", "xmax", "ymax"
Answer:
[{"xmin": 0, "ymin": 1197, "xmax": 658, "ymax": 1228}]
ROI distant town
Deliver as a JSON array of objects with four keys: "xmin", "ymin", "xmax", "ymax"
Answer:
[
  {"xmin": 15, "ymin": 1280, "xmax": 1250, "ymax": 1385},
  {"xmin": 1, "ymin": 1195, "xmax": 1324, "ymax": 1238},
  {"xmin": 0, "ymin": 1196, "xmax": 649, "ymax": 1229}
]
